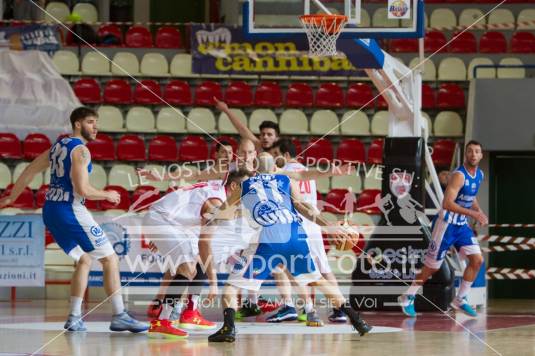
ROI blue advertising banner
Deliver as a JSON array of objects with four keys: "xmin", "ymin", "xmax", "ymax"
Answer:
[
  {"xmin": 191, "ymin": 24, "xmax": 360, "ymax": 75},
  {"xmin": 0, "ymin": 215, "xmax": 45, "ymax": 287}
]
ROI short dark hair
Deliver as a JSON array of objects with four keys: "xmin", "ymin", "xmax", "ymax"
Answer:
[
  {"xmin": 70, "ymin": 107, "xmax": 98, "ymax": 129},
  {"xmin": 271, "ymin": 138, "xmax": 296, "ymax": 158},
  {"xmin": 216, "ymin": 140, "xmax": 233, "ymax": 152},
  {"xmin": 466, "ymin": 140, "xmax": 483, "ymax": 150},
  {"xmin": 225, "ymin": 168, "xmax": 253, "ymax": 187},
  {"xmin": 259, "ymin": 121, "xmax": 280, "ymax": 135}
]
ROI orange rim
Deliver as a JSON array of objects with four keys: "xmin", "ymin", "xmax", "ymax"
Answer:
[{"xmin": 299, "ymin": 14, "xmax": 348, "ymax": 34}]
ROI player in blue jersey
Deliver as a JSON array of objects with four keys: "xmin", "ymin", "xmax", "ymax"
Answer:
[
  {"xmin": 207, "ymin": 154, "xmax": 372, "ymax": 342},
  {"xmin": 0, "ymin": 107, "xmax": 148, "ymax": 333},
  {"xmin": 398, "ymin": 140, "xmax": 488, "ymax": 318}
]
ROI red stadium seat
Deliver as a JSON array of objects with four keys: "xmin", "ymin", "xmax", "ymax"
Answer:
[
  {"xmin": 356, "ymin": 189, "xmax": 381, "ymax": 215},
  {"xmin": 86, "ymin": 133, "xmax": 115, "ymax": 161},
  {"xmin": 133, "ymin": 79, "xmax": 162, "ymax": 105},
  {"xmin": 195, "ymin": 81, "xmax": 222, "ymax": 106},
  {"xmin": 125, "ymin": 25, "xmax": 153, "ymax": 48},
  {"xmin": 255, "ymin": 82, "xmax": 283, "ymax": 107},
  {"xmin": 155, "ymin": 26, "xmax": 182, "ymax": 48},
  {"xmin": 117, "ymin": 134, "xmax": 146, "ymax": 161},
  {"xmin": 437, "ymin": 83, "xmax": 465, "ymax": 109},
  {"xmin": 2, "ymin": 184, "xmax": 34, "ymax": 209},
  {"xmin": 510, "ymin": 32, "xmax": 535, "ymax": 53},
  {"xmin": 0, "ymin": 133, "xmax": 22, "ymax": 159},
  {"xmin": 367, "ymin": 139, "xmax": 384, "ymax": 164},
  {"xmin": 315, "ymin": 82, "xmax": 344, "ymax": 108},
  {"xmin": 164, "ymin": 80, "xmax": 192, "ymax": 106},
  {"xmin": 292, "ymin": 138, "xmax": 303, "ymax": 160},
  {"xmin": 424, "ymin": 31, "xmax": 447, "ymax": 53},
  {"xmin": 73, "ymin": 78, "xmax": 101, "ymax": 104},
  {"xmin": 225, "ymin": 81, "xmax": 253, "ymax": 107},
  {"xmin": 303, "ymin": 138, "xmax": 334, "ymax": 163},
  {"xmin": 36, "ymin": 184, "xmax": 48, "ymax": 208},
  {"xmin": 422, "ymin": 84, "xmax": 436, "ymax": 109},
  {"xmin": 23, "ymin": 133, "xmax": 51, "ymax": 160},
  {"xmin": 448, "ymin": 31, "xmax": 477, "ymax": 53},
  {"xmin": 337, "ymin": 138, "xmax": 365, "ymax": 163},
  {"xmin": 346, "ymin": 83, "xmax": 374, "ymax": 108},
  {"xmin": 432, "ymin": 139, "xmax": 456, "ymax": 167},
  {"xmin": 100, "ymin": 185, "xmax": 131, "ymax": 210},
  {"xmin": 131, "ymin": 185, "xmax": 161, "ymax": 211},
  {"xmin": 479, "ymin": 31, "xmax": 507, "ymax": 53},
  {"xmin": 97, "ymin": 24, "xmax": 123, "ymax": 46},
  {"xmin": 286, "ymin": 82, "xmax": 313, "ymax": 108},
  {"xmin": 325, "ymin": 188, "xmax": 353, "ymax": 213},
  {"xmin": 103, "ymin": 79, "xmax": 132, "ymax": 104},
  {"xmin": 209, "ymin": 136, "xmax": 239, "ymax": 159},
  {"xmin": 148, "ymin": 135, "xmax": 178, "ymax": 161},
  {"xmin": 389, "ymin": 38, "xmax": 418, "ymax": 53},
  {"xmin": 178, "ymin": 135, "xmax": 209, "ymax": 161}
]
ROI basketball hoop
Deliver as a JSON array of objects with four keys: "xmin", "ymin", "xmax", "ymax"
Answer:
[{"xmin": 299, "ymin": 14, "xmax": 348, "ymax": 56}]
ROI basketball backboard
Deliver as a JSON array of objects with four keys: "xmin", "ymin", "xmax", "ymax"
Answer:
[{"xmin": 243, "ymin": 0, "xmax": 425, "ymax": 39}]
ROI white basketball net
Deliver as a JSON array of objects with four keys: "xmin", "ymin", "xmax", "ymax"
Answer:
[{"xmin": 299, "ymin": 15, "xmax": 348, "ymax": 56}]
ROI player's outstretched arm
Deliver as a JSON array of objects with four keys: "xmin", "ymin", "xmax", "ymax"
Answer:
[
  {"xmin": 71, "ymin": 146, "xmax": 119, "ymax": 203},
  {"xmin": 0, "ymin": 149, "xmax": 50, "ymax": 208},
  {"xmin": 289, "ymin": 180, "xmax": 358, "ymax": 248},
  {"xmin": 214, "ymin": 97, "xmax": 261, "ymax": 150},
  {"xmin": 282, "ymin": 163, "xmax": 356, "ymax": 181}
]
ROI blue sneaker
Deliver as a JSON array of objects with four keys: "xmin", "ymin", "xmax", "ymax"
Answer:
[
  {"xmin": 266, "ymin": 305, "xmax": 298, "ymax": 323},
  {"xmin": 451, "ymin": 297, "xmax": 477, "ymax": 317},
  {"xmin": 328, "ymin": 308, "xmax": 348, "ymax": 323},
  {"xmin": 398, "ymin": 295, "xmax": 417, "ymax": 318},
  {"xmin": 110, "ymin": 311, "xmax": 149, "ymax": 333},
  {"xmin": 64, "ymin": 314, "xmax": 87, "ymax": 331}
]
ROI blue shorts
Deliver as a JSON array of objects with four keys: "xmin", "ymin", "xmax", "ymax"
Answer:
[
  {"xmin": 227, "ymin": 229, "xmax": 321, "ymax": 291},
  {"xmin": 424, "ymin": 217, "xmax": 481, "ymax": 269},
  {"xmin": 43, "ymin": 200, "xmax": 115, "ymax": 261}
]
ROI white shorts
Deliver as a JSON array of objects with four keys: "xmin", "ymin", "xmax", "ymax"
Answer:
[
  {"xmin": 302, "ymin": 218, "xmax": 332, "ymax": 274},
  {"xmin": 143, "ymin": 210, "xmax": 199, "ymax": 267}
]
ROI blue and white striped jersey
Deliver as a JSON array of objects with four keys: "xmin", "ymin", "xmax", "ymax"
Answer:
[{"xmin": 440, "ymin": 165, "xmax": 484, "ymax": 225}]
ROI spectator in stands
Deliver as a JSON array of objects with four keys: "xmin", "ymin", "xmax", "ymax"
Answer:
[{"xmin": 13, "ymin": 0, "xmax": 44, "ymax": 21}]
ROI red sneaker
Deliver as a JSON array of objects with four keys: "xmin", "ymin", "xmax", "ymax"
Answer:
[
  {"xmin": 148, "ymin": 319, "xmax": 188, "ymax": 339},
  {"xmin": 179, "ymin": 309, "xmax": 217, "ymax": 330},
  {"xmin": 258, "ymin": 297, "xmax": 282, "ymax": 313},
  {"xmin": 147, "ymin": 299, "xmax": 162, "ymax": 318}
]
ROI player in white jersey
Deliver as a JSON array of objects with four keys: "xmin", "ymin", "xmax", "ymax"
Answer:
[
  {"xmin": 399, "ymin": 141, "xmax": 488, "ymax": 318},
  {"xmin": 267, "ymin": 139, "xmax": 347, "ymax": 324},
  {"xmin": 0, "ymin": 107, "xmax": 148, "ymax": 333},
  {"xmin": 144, "ymin": 179, "xmax": 225, "ymax": 338},
  {"xmin": 145, "ymin": 139, "xmax": 235, "ymax": 319}
]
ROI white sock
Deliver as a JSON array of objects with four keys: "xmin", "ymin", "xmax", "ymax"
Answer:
[
  {"xmin": 70, "ymin": 296, "xmax": 83, "ymax": 316},
  {"xmin": 190, "ymin": 295, "xmax": 200, "ymax": 310},
  {"xmin": 456, "ymin": 280, "xmax": 473, "ymax": 300},
  {"xmin": 284, "ymin": 298, "xmax": 295, "ymax": 308},
  {"xmin": 174, "ymin": 300, "xmax": 185, "ymax": 315},
  {"xmin": 159, "ymin": 303, "xmax": 173, "ymax": 320},
  {"xmin": 111, "ymin": 294, "xmax": 125, "ymax": 315},
  {"xmin": 406, "ymin": 284, "xmax": 421, "ymax": 297},
  {"xmin": 304, "ymin": 299, "xmax": 314, "ymax": 313}
]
